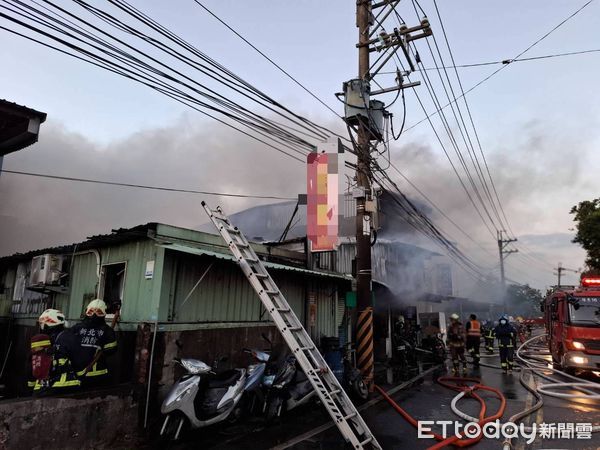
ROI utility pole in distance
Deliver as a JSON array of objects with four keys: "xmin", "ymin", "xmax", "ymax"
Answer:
[
  {"xmin": 497, "ymin": 230, "xmax": 517, "ymax": 312},
  {"xmin": 553, "ymin": 262, "xmax": 579, "ymax": 287}
]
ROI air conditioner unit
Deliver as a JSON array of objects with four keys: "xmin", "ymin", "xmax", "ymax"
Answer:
[{"xmin": 29, "ymin": 254, "xmax": 63, "ymax": 286}]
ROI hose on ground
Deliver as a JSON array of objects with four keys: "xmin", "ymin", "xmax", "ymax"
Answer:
[
  {"xmin": 516, "ymin": 334, "xmax": 600, "ymax": 401},
  {"xmin": 375, "ymin": 376, "xmax": 506, "ymax": 450}
]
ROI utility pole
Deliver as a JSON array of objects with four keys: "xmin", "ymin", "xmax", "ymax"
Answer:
[
  {"xmin": 497, "ymin": 230, "xmax": 517, "ymax": 312},
  {"xmin": 553, "ymin": 262, "xmax": 579, "ymax": 287},
  {"xmin": 343, "ymin": 0, "xmax": 431, "ymax": 389},
  {"xmin": 354, "ymin": 0, "xmax": 374, "ymax": 389}
]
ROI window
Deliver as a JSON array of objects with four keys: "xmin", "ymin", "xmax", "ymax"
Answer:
[{"xmin": 99, "ymin": 262, "xmax": 126, "ymax": 314}]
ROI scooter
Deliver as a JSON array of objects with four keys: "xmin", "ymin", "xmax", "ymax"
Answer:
[
  {"xmin": 159, "ymin": 357, "xmax": 247, "ymax": 441},
  {"xmin": 342, "ymin": 345, "xmax": 369, "ymax": 402},
  {"xmin": 263, "ymin": 353, "xmax": 316, "ymax": 421},
  {"xmin": 240, "ymin": 347, "xmax": 270, "ymax": 414}
]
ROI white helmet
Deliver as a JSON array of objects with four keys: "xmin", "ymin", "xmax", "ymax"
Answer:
[
  {"xmin": 39, "ymin": 309, "xmax": 65, "ymax": 330},
  {"xmin": 86, "ymin": 299, "xmax": 107, "ymax": 317},
  {"xmin": 450, "ymin": 313, "xmax": 460, "ymax": 321}
]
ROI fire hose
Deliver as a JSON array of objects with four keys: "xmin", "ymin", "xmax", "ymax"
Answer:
[
  {"xmin": 375, "ymin": 376, "xmax": 506, "ymax": 450},
  {"xmin": 516, "ymin": 334, "xmax": 600, "ymax": 401}
]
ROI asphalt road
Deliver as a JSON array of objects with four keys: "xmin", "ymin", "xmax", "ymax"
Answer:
[{"xmin": 161, "ymin": 354, "xmax": 600, "ymax": 450}]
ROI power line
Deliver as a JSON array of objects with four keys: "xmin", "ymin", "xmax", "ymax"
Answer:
[
  {"xmin": 430, "ymin": 0, "xmax": 509, "ymax": 235},
  {"xmin": 379, "ymin": 48, "xmax": 600, "ymax": 73},
  {"xmin": 403, "ymin": 0, "xmax": 596, "ymax": 134},
  {"xmin": 0, "ymin": 0, "xmax": 327, "ymax": 162},
  {"xmin": 0, "ymin": 169, "xmax": 297, "ymax": 200},
  {"xmin": 191, "ymin": 0, "xmax": 346, "ymax": 128}
]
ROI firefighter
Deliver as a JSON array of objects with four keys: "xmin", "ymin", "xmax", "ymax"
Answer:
[
  {"xmin": 71, "ymin": 299, "xmax": 117, "ymax": 386},
  {"xmin": 483, "ymin": 320, "xmax": 495, "ymax": 354},
  {"xmin": 447, "ymin": 313, "xmax": 467, "ymax": 376},
  {"xmin": 494, "ymin": 314, "xmax": 517, "ymax": 373},
  {"xmin": 465, "ymin": 314, "xmax": 481, "ymax": 367},
  {"xmin": 29, "ymin": 309, "xmax": 81, "ymax": 393}
]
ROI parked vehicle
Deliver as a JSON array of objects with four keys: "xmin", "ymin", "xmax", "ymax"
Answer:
[
  {"xmin": 159, "ymin": 357, "xmax": 247, "ymax": 441},
  {"xmin": 240, "ymin": 346, "xmax": 270, "ymax": 414},
  {"xmin": 263, "ymin": 353, "xmax": 316, "ymax": 421},
  {"xmin": 342, "ymin": 345, "xmax": 369, "ymax": 402},
  {"xmin": 542, "ymin": 276, "xmax": 600, "ymax": 374}
]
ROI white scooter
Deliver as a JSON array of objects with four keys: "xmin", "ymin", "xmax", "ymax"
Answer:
[{"xmin": 160, "ymin": 357, "xmax": 247, "ymax": 441}]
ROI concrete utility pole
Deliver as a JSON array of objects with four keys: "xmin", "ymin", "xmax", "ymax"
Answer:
[
  {"xmin": 355, "ymin": 0, "xmax": 374, "ymax": 389},
  {"xmin": 497, "ymin": 230, "xmax": 517, "ymax": 311}
]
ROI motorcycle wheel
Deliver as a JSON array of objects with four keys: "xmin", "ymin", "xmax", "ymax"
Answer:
[
  {"xmin": 265, "ymin": 397, "xmax": 283, "ymax": 424},
  {"xmin": 352, "ymin": 377, "xmax": 369, "ymax": 402},
  {"xmin": 159, "ymin": 412, "xmax": 188, "ymax": 443}
]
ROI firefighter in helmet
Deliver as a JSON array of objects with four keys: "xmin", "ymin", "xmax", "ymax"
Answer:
[
  {"xmin": 71, "ymin": 299, "xmax": 117, "ymax": 386},
  {"xmin": 494, "ymin": 314, "xmax": 517, "ymax": 373},
  {"xmin": 465, "ymin": 314, "xmax": 481, "ymax": 367},
  {"xmin": 447, "ymin": 313, "xmax": 467, "ymax": 376},
  {"xmin": 483, "ymin": 320, "xmax": 495, "ymax": 354},
  {"xmin": 29, "ymin": 309, "xmax": 81, "ymax": 393}
]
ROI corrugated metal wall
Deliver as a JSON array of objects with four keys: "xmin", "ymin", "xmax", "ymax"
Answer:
[
  {"xmin": 68, "ymin": 241, "xmax": 159, "ymax": 321},
  {"xmin": 161, "ymin": 250, "xmax": 307, "ymax": 325}
]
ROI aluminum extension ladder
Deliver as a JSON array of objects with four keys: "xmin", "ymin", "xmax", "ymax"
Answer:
[{"xmin": 202, "ymin": 202, "xmax": 381, "ymax": 450}]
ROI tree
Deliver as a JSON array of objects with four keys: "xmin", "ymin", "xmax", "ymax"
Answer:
[
  {"xmin": 570, "ymin": 198, "xmax": 600, "ymax": 272},
  {"xmin": 506, "ymin": 284, "xmax": 543, "ymax": 317}
]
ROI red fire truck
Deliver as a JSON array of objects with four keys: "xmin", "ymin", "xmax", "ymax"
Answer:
[{"xmin": 543, "ymin": 276, "xmax": 600, "ymax": 373}]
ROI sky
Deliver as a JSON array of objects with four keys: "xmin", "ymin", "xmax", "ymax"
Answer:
[{"xmin": 1, "ymin": 0, "xmax": 599, "ymax": 292}]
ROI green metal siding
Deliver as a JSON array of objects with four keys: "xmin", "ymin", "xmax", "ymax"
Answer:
[
  {"xmin": 160, "ymin": 250, "xmax": 306, "ymax": 325},
  {"xmin": 67, "ymin": 241, "xmax": 161, "ymax": 322}
]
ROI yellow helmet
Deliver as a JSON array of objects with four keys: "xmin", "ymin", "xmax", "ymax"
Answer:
[
  {"xmin": 39, "ymin": 308, "xmax": 65, "ymax": 330},
  {"xmin": 86, "ymin": 299, "xmax": 107, "ymax": 317},
  {"xmin": 450, "ymin": 313, "xmax": 459, "ymax": 321}
]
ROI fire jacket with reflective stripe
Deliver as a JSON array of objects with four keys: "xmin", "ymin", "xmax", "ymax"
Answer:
[
  {"xmin": 447, "ymin": 322, "xmax": 465, "ymax": 347},
  {"xmin": 29, "ymin": 329, "xmax": 81, "ymax": 390},
  {"xmin": 70, "ymin": 316, "xmax": 117, "ymax": 378},
  {"xmin": 493, "ymin": 323, "xmax": 517, "ymax": 348},
  {"xmin": 466, "ymin": 320, "xmax": 481, "ymax": 338}
]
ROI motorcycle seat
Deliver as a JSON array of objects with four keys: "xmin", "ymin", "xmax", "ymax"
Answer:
[{"xmin": 208, "ymin": 369, "xmax": 242, "ymax": 388}]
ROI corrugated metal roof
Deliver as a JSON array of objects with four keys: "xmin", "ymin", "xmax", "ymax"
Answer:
[{"xmin": 158, "ymin": 243, "xmax": 351, "ymax": 281}]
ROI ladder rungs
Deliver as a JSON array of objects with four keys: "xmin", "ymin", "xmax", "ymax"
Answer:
[
  {"xmin": 299, "ymin": 346, "xmax": 315, "ymax": 351},
  {"xmin": 330, "ymin": 389, "xmax": 341, "ymax": 395},
  {"xmin": 343, "ymin": 412, "xmax": 357, "ymax": 420},
  {"xmin": 288, "ymin": 326, "xmax": 302, "ymax": 331},
  {"xmin": 253, "ymin": 272, "xmax": 269, "ymax": 279},
  {"xmin": 277, "ymin": 307, "xmax": 290, "ymax": 313},
  {"xmin": 234, "ymin": 242, "xmax": 249, "ymax": 248},
  {"xmin": 264, "ymin": 290, "xmax": 279, "ymax": 295},
  {"xmin": 359, "ymin": 437, "xmax": 373, "ymax": 446}
]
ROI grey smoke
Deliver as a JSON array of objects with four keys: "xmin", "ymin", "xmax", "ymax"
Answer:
[{"xmin": 0, "ymin": 117, "xmax": 592, "ymax": 290}]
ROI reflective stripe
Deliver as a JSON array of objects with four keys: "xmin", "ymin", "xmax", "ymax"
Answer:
[
  {"xmin": 27, "ymin": 381, "xmax": 36, "ymax": 387},
  {"xmin": 103, "ymin": 341, "xmax": 117, "ymax": 350},
  {"xmin": 467, "ymin": 321, "xmax": 481, "ymax": 337},
  {"xmin": 85, "ymin": 369, "xmax": 108, "ymax": 377},
  {"xmin": 30, "ymin": 340, "xmax": 51, "ymax": 349},
  {"xmin": 53, "ymin": 373, "xmax": 81, "ymax": 388},
  {"xmin": 77, "ymin": 362, "xmax": 108, "ymax": 378}
]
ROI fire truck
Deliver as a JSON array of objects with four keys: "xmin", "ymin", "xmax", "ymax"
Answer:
[{"xmin": 542, "ymin": 276, "xmax": 600, "ymax": 373}]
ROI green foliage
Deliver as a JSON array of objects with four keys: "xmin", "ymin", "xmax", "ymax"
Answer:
[
  {"xmin": 506, "ymin": 284, "xmax": 543, "ymax": 316},
  {"xmin": 570, "ymin": 198, "xmax": 600, "ymax": 272}
]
